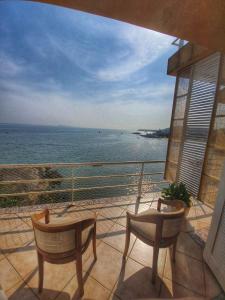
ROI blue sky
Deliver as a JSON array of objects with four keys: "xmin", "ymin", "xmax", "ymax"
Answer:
[{"xmin": 0, "ymin": 1, "xmax": 177, "ymax": 130}]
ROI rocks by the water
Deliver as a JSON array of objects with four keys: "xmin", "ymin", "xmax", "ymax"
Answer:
[
  {"xmin": 0, "ymin": 167, "xmax": 63, "ymax": 207},
  {"xmin": 132, "ymin": 128, "xmax": 169, "ymax": 138}
]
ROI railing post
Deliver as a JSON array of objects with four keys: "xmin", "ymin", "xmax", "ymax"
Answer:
[
  {"xmin": 71, "ymin": 168, "xmax": 74, "ymax": 204},
  {"xmin": 137, "ymin": 163, "xmax": 144, "ymax": 199}
]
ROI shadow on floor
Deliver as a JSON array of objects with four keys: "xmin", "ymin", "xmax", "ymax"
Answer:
[{"xmin": 112, "ymin": 260, "xmax": 171, "ymax": 299}]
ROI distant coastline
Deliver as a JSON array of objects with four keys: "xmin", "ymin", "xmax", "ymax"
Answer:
[{"xmin": 132, "ymin": 128, "xmax": 169, "ymax": 138}]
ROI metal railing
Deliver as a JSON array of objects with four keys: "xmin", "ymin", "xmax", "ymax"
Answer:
[{"xmin": 0, "ymin": 160, "xmax": 167, "ymax": 207}]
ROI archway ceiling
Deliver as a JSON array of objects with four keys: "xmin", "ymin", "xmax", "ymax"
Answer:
[{"xmin": 27, "ymin": 0, "xmax": 225, "ymax": 52}]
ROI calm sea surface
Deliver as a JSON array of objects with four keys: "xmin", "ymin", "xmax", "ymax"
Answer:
[
  {"xmin": 0, "ymin": 124, "xmax": 168, "ymax": 202},
  {"xmin": 0, "ymin": 124, "xmax": 167, "ymax": 164}
]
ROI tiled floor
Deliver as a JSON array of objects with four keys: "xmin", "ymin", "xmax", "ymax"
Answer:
[{"xmin": 0, "ymin": 194, "xmax": 222, "ymax": 299}]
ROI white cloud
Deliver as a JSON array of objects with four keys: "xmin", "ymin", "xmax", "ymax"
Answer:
[
  {"xmin": 0, "ymin": 6, "xmax": 175, "ymax": 130},
  {"xmin": 0, "ymin": 79, "xmax": 173, "ymax": 130},
  {"xmin": 97, "ymin": 27, "xmax": 173, "ymax": 81},
  {"xmin": 0, "ymin": 53, "xmax": 25, "ymax": 77},
  {"xmin": 41, "ymin": 19, "xmax": 173, "ymax": 82}
]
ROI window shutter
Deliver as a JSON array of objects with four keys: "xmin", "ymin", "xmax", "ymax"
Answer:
[{"xmin": 177, "ymin": 53, "xmax": 220, "ymax": 197}]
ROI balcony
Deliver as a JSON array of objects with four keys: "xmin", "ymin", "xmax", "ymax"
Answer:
[{"xmin": 0, "ymin": 161, "xmax": 222, "ymax": 299}]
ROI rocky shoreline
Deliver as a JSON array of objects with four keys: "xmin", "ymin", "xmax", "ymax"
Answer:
[{"xmin": 132, "ymin": 128, "xmax": 169, "ymax": 138}]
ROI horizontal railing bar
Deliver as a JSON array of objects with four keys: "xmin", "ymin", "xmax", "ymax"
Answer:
[
  {"xmin": 0, "ymin": 181, "xmax": 167, "ymax": 198},
  {"xmin": 0, "ymin": 172, "xmax": 164, "ymax": 185},
  {"xmin": 75, "ymin": 172, "xmax": 164, "ymax": 180},
  {"xmin": 0, "ymin": 160, "xmax": 165, "ymax": 169}
]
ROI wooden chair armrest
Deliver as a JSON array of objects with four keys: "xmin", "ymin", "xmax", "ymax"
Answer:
[
  {"xmin": 126, "ymin": 211, "xmax": 160, "ymax": 224},
  {"xmin": 32, "ymin": 210, "xmax": 97, "ymax": 233},
  {"xmin": 31, "ymin": 208, "xmax": 49, "ymax": 224},
  {"xmin": 157, "ymin": 198, "xmax": 170, "ymax": 211},
  {"xmin": 157, "ymin": 198, "xmax": 184, "ymax": 211}
]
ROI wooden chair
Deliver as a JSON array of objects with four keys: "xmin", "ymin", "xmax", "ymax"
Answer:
[
  {"xmin": 123, "ymin": 198, "xmax": 185, "ymax": 283},
  {"xmin": 31, "ymin": 209, "xmax": 97, "ymax": 297}
]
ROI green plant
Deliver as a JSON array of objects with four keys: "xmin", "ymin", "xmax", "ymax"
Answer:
[
  {"xmin": 162, "ymin": 182, "xmax": 191, "ymax": 207},
  {"xmin": 0, "ymin": 198, "xmax": 20, "ymax": 208}
]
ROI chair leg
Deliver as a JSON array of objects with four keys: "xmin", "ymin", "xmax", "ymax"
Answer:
[
  {"xmin": 172, "ymin": 238, "xmax": 177, "ymax": 262},
  {"xmin": 152, "ymin": 245, "xmax": 159, "ymax": 284},
  {"xmin": 123, "ymin": 227, "xmax": 130, "ymax": 259},
  {"xmin": 76, "ymin": 254, "xmax": 84, "ymax": 297},
  {"xmin": 37, "ymin": 252, "xmax": 44, "ymax": 293},
  {"xmin": 93, "ymin": 224, "xmax": 97, "ymax": 260}
]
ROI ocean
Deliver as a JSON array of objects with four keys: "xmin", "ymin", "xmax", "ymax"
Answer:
[
  {"xmin": 0, "ymin": 123, "xmax": 167, "ymax": 164},
  {"xmin": 0, "ymin": 124, "xmax": 168, "ymax": 204}
]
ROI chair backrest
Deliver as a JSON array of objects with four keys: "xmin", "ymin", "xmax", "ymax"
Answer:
[
  {"xmin": 31, "ymin": 209, "xmax": 96, "ymax": 255},
  {"xmin": 159, "ymin": 200, "xmax": 185, "ymax": 239}
]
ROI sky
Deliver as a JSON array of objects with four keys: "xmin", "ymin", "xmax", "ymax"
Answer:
[{"xmin": 0, "ymin": 1, "xmax": 177, "ymax": 130}]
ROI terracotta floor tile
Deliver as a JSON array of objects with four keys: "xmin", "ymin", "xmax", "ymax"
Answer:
[
  {"xmin": 56, "ymin": 273, "xmax": 110, "ymax": 300},
  {"xmin": 25, "ymin": 261, "xmax": 76, "ymax": 300},
  {"xmin": 108, "ymin": 292, "xmax": 121, "ymax": 300},
  {"xmin": 80, "ymin": 197, "xmax": 129, "ymax": 213},
  {"xmin": 115, "ymin": 212, "xmax": 127, "ymax": 227},
  {"xmin": 102, "ymin": 223, "xmax": 136, "ymax": 254},
  {"xmin": 83, "ymin": 242, "xmax": 123, "ymax": 290},
  {"xmin": 130, "ymin": 194, "xmax": 156, "ymax": 205},
  {"xmin": 82, "ymin": 239, "xmax": 101, "ymax": 263},
  {"xmin": 82, "ymin": 200, "xmax": 112, "ymax": 212},
  {"xmin": 187, "ymin": 205, "xmax": 197, "ymax": 217},
  {"xmin": 203, "ymin": 262, "xmax": 222, "ymax": 298},
  {"xmin": 163, "ymin": 250, "xmax": 205, "ymax": 295},
  {"xmin": 118, "ymin": 202, "xmax": 153, "ymax": 228},
  {"xmin": 96, "ymin": 216, "xmax": 115, "ymax": 241},
  {"xmin": 0, "ymin": 213, "xmax": 25, "ymax": 233},
  {"xmin": 0, "ymin": 195, "xmax": 221, "ymax": 300},
  {"xmin": 126, "ymin": 202, "xmax": 150, "ymax": 214},
  {"xmin": 7, "ymin": 242, "xmax": 37, "ymax": 279},
  {"xmin": 113, "ymin": 258, "xmax": 159, "ymax": 299},
  {"xmin": 0, "ymin": 258, "xmax": 21, "ymax": 292},
  {"xmin": 104, "ymin": 197, "xmax": 130, "ymax": 208},
  {"xmin": 181, "ymin": 218, "xmax": 197, "ymax": 233},
  {"xmin": 195, "ymin": 202, "xmax": 213, "ymax": 217},
  {"xmin": 160, "ymin": 277, "xmax": 201, "ymax": 298},
  {"xmin": 180, "ymin": 206, "xmax": 197, "ymax": 233},
  {"xmin": 52, "ymin": 205, "xmax": 88, "ymax": 218},
  {"xmin": 177, "ymin": 232, "xmax": 203, "ymax": 261},
  {"xmin": 149, "ymin": 199, "xmax": 159, "ymax": 209},
  {"xmin": 16, "ymin": 211, "xmax": 33, "ymax": 227},
  {"xmin": 129, "ymin": 239, "xmax": 166, "ymax": 276},
  {"xmin": 0, "ymin": 249, "xmax": 5, "ymax": 261},
  {"xmin": 6, "ymin": 280, "xmax": 38, "ymax": 300},
  {"xmin": 16, "ymin": 208, "xmax": 61, "ymax": 228},
  {"xmin": 0, "ymin": 222, "xmax": 34, "ymax": 255},
  {"xmin": 96, "ymin": 206, "xmax": 124, "ymax": 222},
  {"xmin": 61, "ymin": 207, "xmax": 95, "ymax": 222},
  {"xmin": 195, "ymin": 217, "xmax": 212, "ymax": 231}
]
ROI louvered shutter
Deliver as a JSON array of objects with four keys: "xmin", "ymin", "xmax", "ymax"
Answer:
[
  {"xmin": 177, "ymin": 53, "xmax": 220, "ymax": 197},
  {"xmin": 164, "ymin": 68, "xmax": 191, "ymax": 182}
]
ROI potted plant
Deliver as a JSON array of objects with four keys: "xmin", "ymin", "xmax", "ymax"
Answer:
[{"xmin": 162, "ymin": 182, "xmax": 191, "ymax": 215}]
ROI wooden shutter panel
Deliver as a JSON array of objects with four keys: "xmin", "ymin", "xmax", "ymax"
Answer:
[
  {"xmin": 164, "ymin": 68, "xmax": 191, "ymax": 182},
  {"xmin": 199, "ymin": 54, "xmax": 225, "ymax": 205},
  {"xmin": 177, "ymin": 53, "xmax": 220, "ymax": 197}
]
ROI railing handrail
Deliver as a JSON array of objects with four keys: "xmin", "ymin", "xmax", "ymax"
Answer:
[
  {"xmin": 0, "ymin": 181, "xmax": 167, "ymax": 198},
  {"xmin": 0, "ymin": 172, "xmax": 164, "ymax": 185},
  {"xmin": 0, "ymin": 160, "xmax": 166, "ymax": 169},
  {"xmin": 0, "ymin": 160, "xmax": 167, "ymax": 202}
]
